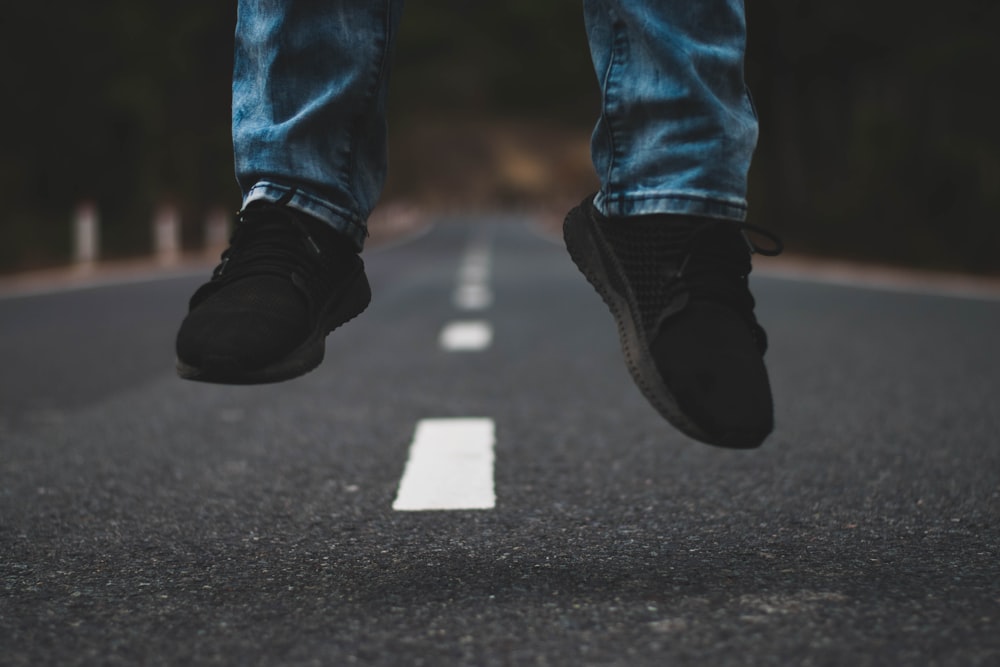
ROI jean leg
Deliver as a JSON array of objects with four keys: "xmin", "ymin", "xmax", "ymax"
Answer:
[
  {"xmin": 233, "ymin": 0, "xmax": 404, "ymax": 249},
  {"xmin": 583, "ymin": 0, "xmax": 758, "ymax": 221}
]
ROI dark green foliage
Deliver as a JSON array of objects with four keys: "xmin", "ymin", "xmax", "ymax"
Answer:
[
  {"xmin": 1, "ymin": 1, "xmax": 236, "ymax": 268},
  {"xmin": 746, "ymin": 0, "xmax": 1000, "ymax": 272}
]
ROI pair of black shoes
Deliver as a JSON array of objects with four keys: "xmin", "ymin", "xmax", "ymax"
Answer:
[{"xmin": 175, "ymin": 197, "xmax": 781, "ymax": 448}]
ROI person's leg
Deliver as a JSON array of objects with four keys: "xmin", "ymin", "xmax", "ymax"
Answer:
[
  {"xmin": 176, "ymin": 0, "xmax": 403, "ymax": 384},
  {"xmin": 566, "ymin": 0, "xmax": 781, "ymax": 449},
  {"xmin": 234, "ymin": 0, "xmax": 405, "ymax": 250},
  {"xmin": 583, "ymin": 0, "xmax": 757, "ymax": 221}
]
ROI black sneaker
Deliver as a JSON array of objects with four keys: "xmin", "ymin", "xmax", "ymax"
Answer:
[
  {"xmin": 175, "ymin": 204, "xmax": 371, "ymax": 384},
  {"xmin": 563, "ymin": 195, "xmax": 782, "ymax": 449}
]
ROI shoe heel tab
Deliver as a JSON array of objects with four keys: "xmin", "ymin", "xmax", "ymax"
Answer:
[{"xmin": 737, "ymin": 223, "xmax": 783, "ymax": 257}]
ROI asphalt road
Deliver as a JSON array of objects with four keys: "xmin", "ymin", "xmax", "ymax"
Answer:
[{"xmin": 1, "ymin": 218, "xmax": 998, "ymax": 666}]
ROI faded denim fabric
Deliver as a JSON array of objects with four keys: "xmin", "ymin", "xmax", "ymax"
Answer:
[
  {"xmin": 233, "ymin": 0, "xmax": 404, "ymax": 249},
  {"xmin": 233, "ymin": 0, "xmax": 757, "ymax": 249},
  {"xmin": 583, "ymin": 0, "xmax": 758, "ymax": 221}
]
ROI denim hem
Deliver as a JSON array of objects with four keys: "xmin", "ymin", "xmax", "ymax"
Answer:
[
  {"xmin": 245, "ymin": 182, "xmax": 368, "ymax": 250},
  {"xmin": 594, "ymin": 190, "xmax": 749, "ymax": 222}
]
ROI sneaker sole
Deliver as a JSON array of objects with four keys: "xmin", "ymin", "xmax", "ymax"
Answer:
[
  {"xmin": 176, "ymin": 266, "xmax": 372, "ymax": 385},
  {"xmin": 563, "ymin": 205, "xmax": 723, "ymax": 446}
]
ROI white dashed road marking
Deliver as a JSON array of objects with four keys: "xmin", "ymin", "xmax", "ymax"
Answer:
[
  {"xmin": 453, "ymin": 240, "xmax": 493, "ymax": 311},
  {"xmin": 399, "ymin": 233, "xmax": 498, "ymax": 511},
  {"xmin": 454, "ymin": 283, "xmax": 493, "ymax": 310},
  {"xmin": 440, "ymin": 234, "xmax": 496, "ymax": 352},
  {"xmin": 392, "ymin": 418, "xmax": 496, "ymax": 511},
  {"xmin": 439, "ymin": 320, "xmax": 493, "ymax": 351}
]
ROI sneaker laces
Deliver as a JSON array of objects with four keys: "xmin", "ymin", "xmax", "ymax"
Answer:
[
  {"xmin": 668, "ymin": 220, "xmax": 782, "ymax": 304},
  {"xmin": 194, "ymin": 206, "xmax": 338, "ymax": 313},
  {"xmin": 595, "ymin": 209, "xmax": 782, "ymax": 350},
  {"xmin": 659, "ymin": 220, "xmax": 783, "ymax": 350}
]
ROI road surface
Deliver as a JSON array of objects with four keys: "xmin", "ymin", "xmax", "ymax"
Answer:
[{"xmin": 1, "ymin": 217, "xmax": 998, "ymax": 666}]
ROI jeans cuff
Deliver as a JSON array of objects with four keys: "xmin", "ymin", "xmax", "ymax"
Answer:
[
  {"xmin": 594, "ymin": 190, "xmax": 749, "ymax": 222},
  {"xmin": 245, "ymin": 181, "xmax": 368, "ymax": 250}
]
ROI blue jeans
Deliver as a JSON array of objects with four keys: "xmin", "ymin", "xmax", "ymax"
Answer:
[{"xmin": 234, "ymin": 1, "xmax": 757, "ymax": 250}]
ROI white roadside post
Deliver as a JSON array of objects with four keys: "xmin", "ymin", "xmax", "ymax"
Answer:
[
  {"xmin": 73, "ymin": 201, "xmax": 100, "ymax": 269},
  {"xmin": 154, "ymin": 204, "xmax": 182, "ymax": 266},
  {"xmin": 204, "ymin": 206, "xmax": 230, "ymax": 257}
]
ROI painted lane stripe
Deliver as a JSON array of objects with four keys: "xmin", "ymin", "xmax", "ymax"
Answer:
[
  {"xmin": 439, "ymin": 320, "xmax": 493, "ymax": 351},
  {"xmin": 459, "ymin": 250, "xmax": 490, "ymax": 283},
  {"xmin": 453, "ymin": 241, "xmax": 493, "ymax": 311},
  {"xmin": 392, "ymin": 418, "xmax": 496, "ymax": 511},
  {"xmin": 454, "ymin": 283, "xmax": 493, "ymax": 310}
]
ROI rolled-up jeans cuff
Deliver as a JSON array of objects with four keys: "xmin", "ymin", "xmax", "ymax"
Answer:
[
  {"xmin": 245, "ymin": 181, "xmax": 368, "ymax": 251},
  {"xmin": 594, "ymin": 190, "xmax": 749, "ymax": 222}
]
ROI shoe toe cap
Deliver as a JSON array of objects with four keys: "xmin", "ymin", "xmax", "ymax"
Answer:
[
  {"xmin": 651, "ymin": 301, "xmax": 774, "ymax": 448},
  {"xmin": 176, "ymin": 278, "xmax": 310, "ymax": 375}
]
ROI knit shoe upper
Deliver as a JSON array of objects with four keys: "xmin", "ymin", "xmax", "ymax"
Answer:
[
  {"xmin": 563, "ymin": 195, "xmax": 782, "ymax": 448},
  {"xmin": 175, "ymin": 204, "xmax": 371, "ymax": 384}
]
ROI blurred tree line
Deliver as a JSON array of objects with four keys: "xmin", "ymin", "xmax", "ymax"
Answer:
[{"xmin": 2, "ymin": 1, "xmax": 997, "ymax": 273}]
